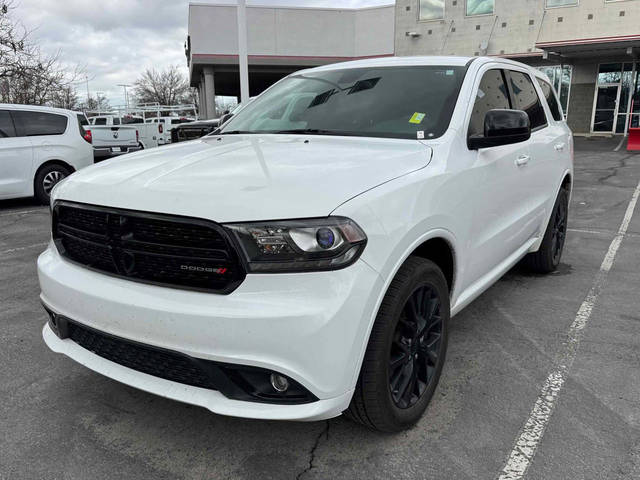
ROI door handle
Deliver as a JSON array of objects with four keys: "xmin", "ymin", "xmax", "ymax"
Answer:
[
  {"xmin": 515, "ymin": 154, "xmax": 530, "ymax": 167},
  {"xmin": 554, "ymin": 143, "xmax": 565, "ymax": 152}
]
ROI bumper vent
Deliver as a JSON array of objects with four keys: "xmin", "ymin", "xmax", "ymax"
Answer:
[
  {"xmin": 44, "ymin": 311, "xmax": 317, "ymax": 405},
  {"xmin": 52, "ymin": 202, "xmax": 245, "ymax": 293},
  {"xmin": 68, "ymin": 321, "xmax": 216, "ymax": 390}
]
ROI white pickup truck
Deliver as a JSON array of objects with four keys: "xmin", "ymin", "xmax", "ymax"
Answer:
[{"xmin": 88, "ymin": 115, "xmax": 160, "ymax": 154}]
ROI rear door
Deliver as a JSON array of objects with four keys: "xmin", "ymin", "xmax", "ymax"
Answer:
[
  {"xmin": 463, "ymin": 67, "xmax": 533, "ymax": 288},
  {"xmin": 536, "ymin": 75, "xmax": 572, "ymax": 199},
  {"xmin": 0, "ymin": 110, "xmax": 32, "ymax": 197}
]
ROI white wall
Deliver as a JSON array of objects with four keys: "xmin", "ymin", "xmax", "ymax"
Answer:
[{"xmin": 188, "ymin": 3, "xmax": 395, "ymax": 60}]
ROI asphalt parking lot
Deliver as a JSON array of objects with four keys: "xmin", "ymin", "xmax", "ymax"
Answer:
[{"xmin": 1, "ymin": 137, "xmax": 639, "ymax": 480}]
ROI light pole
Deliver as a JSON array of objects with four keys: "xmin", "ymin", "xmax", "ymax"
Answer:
[{"xmin": 237, "ymin": 0, "xmax": 249, "ymax": 104}]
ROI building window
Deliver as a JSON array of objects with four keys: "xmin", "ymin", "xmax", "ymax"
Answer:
[
  {"xmin": 466, "ymin": 0, "xmax": 494, "ymax": 16},
  {"xmin": 536, "ymin": 65, "xmax": 572, "ymax": 117},
  {"xmin": 546, "ymin": 0, "xmax": 578, "ymax": 7},
  {"xmin": 419, "ymin": 0, "xmax": 444, "ymax": 21}
]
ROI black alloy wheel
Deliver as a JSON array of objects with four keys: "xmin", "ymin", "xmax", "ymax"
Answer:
[
  {"xmin": 523, "ymin": 186, "xmax": 570, "ymax": 273},
  {"xmin": 346, "ymin": 257, "xmax": 450, "ymax": 432},
  {"xmin": 389, "ymin": 285, "xmax": 443, "ymax": 409}
]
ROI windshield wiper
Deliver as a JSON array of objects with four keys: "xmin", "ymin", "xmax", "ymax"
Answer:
[
  {"xmin": 217, "ymin": 130, "xmax": 255, "ymax": 135},
  {"xmin": 272, "ymin": 129, "xmax": 348, "ymax": 136}
]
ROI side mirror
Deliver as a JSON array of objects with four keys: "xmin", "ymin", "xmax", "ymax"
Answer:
[{"xmin": 468, "ymin": 109, "xmax": 531, "ymax": 150}]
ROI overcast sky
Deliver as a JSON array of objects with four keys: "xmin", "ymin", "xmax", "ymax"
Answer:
[{"xmin": 16, "ymin": 0, "xmax": 392, "ymax": 107}]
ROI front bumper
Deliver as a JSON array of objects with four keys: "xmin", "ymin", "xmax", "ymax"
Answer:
[{"xmin": 38, "ymin": 245, "xmax": 384, "ymax": 421}]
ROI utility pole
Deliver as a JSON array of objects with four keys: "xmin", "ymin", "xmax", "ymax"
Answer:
[
  {"xmin": 118, "ymin": 84, "xmax": 132, "ymax": 111},
  {"xmin": 237, "ymin": 0, "xmax": 249, "ymax": 104},
  {"xmin": 85, "ymin": 75, "xmax": 90, "ymax": 103}
]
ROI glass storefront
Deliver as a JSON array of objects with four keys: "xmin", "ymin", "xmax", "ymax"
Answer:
[
  {"xmin": 592, "ymin": 63, "xmax": 637, "ymax": 134},
  {"xmin": 536, "ymin": 65, "xmax": 572, "ymax": 117}
]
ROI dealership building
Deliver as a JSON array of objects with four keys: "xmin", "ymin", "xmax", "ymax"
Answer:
[
  {"xmin": 186, "ymin": 2, "xmax": 394, "ymax": 119},
  {"xmin": 187, "ymin": 0, "xmax": 640, "ymax": 135}
]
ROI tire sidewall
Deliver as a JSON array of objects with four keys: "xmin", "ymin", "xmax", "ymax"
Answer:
[
  {"xmin": 34, "ymin": 165, "xmax": 69, "ymax": 204},
  {"xmin": 371, "ymin": 259, "xmax": 450, "ymax": 429}
]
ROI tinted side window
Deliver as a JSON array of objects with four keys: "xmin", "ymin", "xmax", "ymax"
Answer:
[
  {"xmin": 468, "ymin": 69, "xmax": 511, "ymax": 138},
  {"xmin": 76, "ymin": 114, "xmax": 89, "ymax": 126},
  {"xmin": 12, "ymin": 111, "xmax": 68, "ymax": 136},
  {"xmin": 536, "ymin": 78, "xmax": 563, "ymax": 122},
  {"xmin": 113, "ymin": 117, "xmax": 121, "ymax": 125},
  {"xmin": 508, "ymin": 71, "xmax": 548, "ymax": 130},
  {"xmin": 0, "ymin": 110, "xmax": 17, "ymax": 138},
  {"xmin": 94, "ymin": 117, "xmax": 107, "ymax": 125}
]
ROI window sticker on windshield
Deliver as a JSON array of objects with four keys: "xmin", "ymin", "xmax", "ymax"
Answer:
[
  {"xmin": 446, "ymin": 70, "xmax": 454, "ymax": 76},
  {"xmin": 417, "ymin": 131, "xmax": 425, "ymax": 139},
  {"xmin": 477, "ymin": 89, "xmax": 485, "ymax": 99},
  {"xmin": 409, "ymin": 112, "xmax": 426, "ymax": 124}
]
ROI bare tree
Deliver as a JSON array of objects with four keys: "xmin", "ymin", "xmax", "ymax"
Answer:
[
  {"xmin": 78, "ymin": 92, "xmax": 111, "ymax": 113},
  {"xmin": 0, "ymin": 1, "xmax": 83, "ymax": 106},
  {"xmin": 0, "ymin": 0, "xmax": 30, "ymax": 80},
  {"xmin": 133, "ymin": 65, "xmax": 192, "ymax": 106}
]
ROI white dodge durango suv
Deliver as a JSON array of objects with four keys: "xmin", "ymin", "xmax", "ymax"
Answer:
[
  {"xmin": 38, "ymin": 57, "xmax": 572, "ymax": 431},
  {"xmin": 0, "ymin": 104, "xmax": 93, "ymax": 203}
]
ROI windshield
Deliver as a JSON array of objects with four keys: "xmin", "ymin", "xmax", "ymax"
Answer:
[{"xmin": 219, "ymin": 65, "xmax": 467, "ymax": 140}]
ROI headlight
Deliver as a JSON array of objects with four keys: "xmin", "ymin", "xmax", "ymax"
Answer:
[{"xmin": 225, "ymin": 217, "xmax": 367, "ymax": 273}]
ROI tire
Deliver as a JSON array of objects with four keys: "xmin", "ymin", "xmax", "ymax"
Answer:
[
  {"xmin": 345, "ymin": 257, "xmax": 450, "ymax": 432},
  {"xmin": 523, "ymin": 187, "xmax": 569, "ymax": 273},
  {"xmin": 34, "ymin": 164, "xmax": 71, "ymax": 205}
]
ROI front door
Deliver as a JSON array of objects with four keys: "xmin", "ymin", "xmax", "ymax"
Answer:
[{"xmin": 592, "ymin": 84, "xmax": 621, "ymax": 133}]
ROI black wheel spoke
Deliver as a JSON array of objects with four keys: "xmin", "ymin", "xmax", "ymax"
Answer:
[{"xmin": 388, "ymin": 283, "xmax": 445, "ymax": 409}]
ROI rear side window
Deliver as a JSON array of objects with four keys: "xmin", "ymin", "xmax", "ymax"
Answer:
[
  {"xmin": 93, "ymin": 117, "xmax": 107, "ymax": 125},
  {"xmin": 76, "ymin": 114, "xmax": 88, "ymax": 126},
  {"xmin": 468, "ymin": 69, "xmax": 511, "ymax": 138},
  {"xmin": 12, "ymin": 111, "xmax": 68, "ymax": 136},
  {"xmin": 113, "ymin": 117, "xmax": 121, "ymax": 125},
  {"xmin": 536, "ymin": 78, "xmax": 563, "ymax": 121},
  {"xmin": 508, "ymin": 71, "xmax": 548, "ymax": 130},
  {"xmin": 0, "ymin": 110, "xmax": 17, "ymax": 137}
]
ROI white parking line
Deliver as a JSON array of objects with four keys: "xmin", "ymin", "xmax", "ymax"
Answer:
[
  {"xmin": 567, "ymin": 227, "xmax": 608, "ymax": 235},
  {"xmin": 0, "ymin": 209, "xmax": 47, "ymax": 217},
  {"xmin": 498, "ymin": 178, "xmax": 640, "ymax": 480},
  {"xmin": 0, "ymin": 242, "xmax": 48, "ymax": 256}
]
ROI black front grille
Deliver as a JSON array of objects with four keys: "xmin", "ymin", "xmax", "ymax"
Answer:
[
  {"xmin": 68, "ymin": 321, "xmax": 216, "ymax": 390},
  {"xmin": 53, "ymin": 202, "xmax": 245, "ymax": 293}
]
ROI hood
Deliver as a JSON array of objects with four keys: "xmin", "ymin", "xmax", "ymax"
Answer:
[{"xmin": 54, "ymin": 135, "xmax": 431, "ymax": 222}]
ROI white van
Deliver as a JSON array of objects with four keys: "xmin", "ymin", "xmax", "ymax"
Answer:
[
  {"xmin": 145, "ymin": 116, "xmax": 193, "ymax": 144},
  {"xmin": 0, "ymin": 104, "xmax": 93, "ymax": 203}
]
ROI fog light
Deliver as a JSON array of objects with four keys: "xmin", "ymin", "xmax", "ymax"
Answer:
[{"xmin": 270, "ymin": 373, "xmax": 289, "ymax": 392}]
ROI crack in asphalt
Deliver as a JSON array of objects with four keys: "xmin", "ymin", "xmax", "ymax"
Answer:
[{"xmin": 296, "ymin": 421, "xmax": 330, "ymax": 480}]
